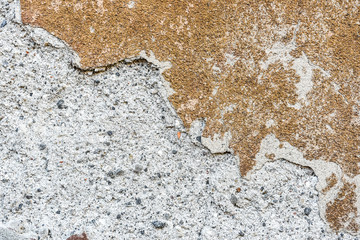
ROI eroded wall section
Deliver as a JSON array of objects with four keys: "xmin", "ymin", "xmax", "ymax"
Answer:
[{"xmin": 21, "ymin": 0, "xmax": 360, "ymax": 233}]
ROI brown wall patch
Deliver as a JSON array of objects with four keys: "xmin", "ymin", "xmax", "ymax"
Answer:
[{"xmin": 20, "ymin": 0, "xmax": 360, "ymax": 233}]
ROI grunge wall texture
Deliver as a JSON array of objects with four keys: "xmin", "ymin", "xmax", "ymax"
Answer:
[{"xmin": 21, "ymin": 0, "xmax": 360, "ymax": 234}]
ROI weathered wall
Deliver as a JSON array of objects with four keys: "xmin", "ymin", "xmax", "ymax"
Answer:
[{"xmin": 19, "ymin": 0, "xmax": 360, "ymax": 234}]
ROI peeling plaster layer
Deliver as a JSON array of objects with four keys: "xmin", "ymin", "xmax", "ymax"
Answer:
[
  {"xmin": 251, "ymin": 134, "xmax": 357, "ymax": 232},
  {"xmin": 21, "ymin": 0, "xmax": 360, "ymax": 233}
]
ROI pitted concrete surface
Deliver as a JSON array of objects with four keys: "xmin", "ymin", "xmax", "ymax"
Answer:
[{"xmin": 0, "ymin": 0, "xmax": 359, "ymax": 239}]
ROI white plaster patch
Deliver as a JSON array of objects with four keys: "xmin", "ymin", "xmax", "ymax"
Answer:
[
  {"xmin": 212, "ymin": 85, "xmax": 219, "ymax": 96},
  {"xmin": 224, "ymin": 53, "xmax": 239, "ymax": 67},
  {"xmin": 292, "ymin": 52, "xmax": 314, "ymax": 105},
  {"xmin": 202, "ymin": 131, "xmax": 232, "ymax": 154},
  {"xmin": 212, "ymin": 64, "xmax": 221, "ymax": 74},
  {"xmin": 333, "ymin": 82, "xmax": 341, "ymax": 94},
  {"xmin": 223, "ymin": 104, "xmax": 236, "ymax": 113},
  {"xmin": 128, "ymin": 1, "xmax": 135, "ymax": 9},
  {"xmin": 260, "ymin": 41, "xmax": 295, "ymax": 70},
  {"xmin": 96, "ymin": 0, "xmax": 105, "ymax": 14},
  {"xmin": 265, "ymin": 119, "xmax": 275, "ymax": 128},
  {"xmin": 50, "ymin": 0, "xmax": 62, "ymax": 12},
  {"xmin": 325, "ymin": 124, "xmax": 335, "ymax": 133},
  {"xmin": 178, "ymin": 99, "xmax": 199, "ymax": 112}
]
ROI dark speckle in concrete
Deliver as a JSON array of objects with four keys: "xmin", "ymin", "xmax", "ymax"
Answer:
[
  {"xmin": 39, "ymin": 143, "xmax": 46, "ymax": 150},
  {"xmin": 57, "ymin": 99, "xmax": 66, "ymax": 109},
  {"xmin": 0, "ymin": 19, "xmax": 7, "ymax": 28},
  {"xmin": 304, "ymin": 207, "xmax": 312, "ymax": 216},
  {"xmin": 152, "ymin": 221, "xmax": 166, "ymax": 229}
]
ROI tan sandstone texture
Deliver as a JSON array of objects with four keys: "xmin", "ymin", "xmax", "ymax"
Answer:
[{"xmin": 21, "ymin": 0, "xmax": 360, "ymax": 234}]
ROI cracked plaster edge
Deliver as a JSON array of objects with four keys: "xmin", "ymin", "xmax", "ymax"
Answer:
[
  {"xmin": 28, "ymin": 25, "xmax": 83, "ymax": 69},
  {"xmin": 133, "ymin": 50, "xmax": 179, "ymax": 120},
  {"xmin": 14, "ymin": 0, "xmax": 82, "ymax": 67},
  {"xmin": 190, "ymin": 119, "xmax": 353, "ymax": 234},
  {"xmin": 18, "ymin": 0, "xmax": 180, "ymax": 124},
  {"xmin": 245, "ymin": 133, "xmax": 359, "ymax": 234},
  {"xmin": 75, "ymin": 49, "xmax": 177, "ymax": 118},
  {"xmin": 137, "ymin": 50, "xmax": 176, "ymax": 100},
  {"xmin": 189, "ymin": 119, "xmax": 233, "ymax": 154}
]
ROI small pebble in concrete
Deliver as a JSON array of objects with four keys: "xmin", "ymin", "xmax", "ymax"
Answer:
[
  {"xmin": 116, "ymin": 214, "xmax": 121, "ymax": 219},
  {"xmin": 230, "ymin": 194, "xmax": 238, "ymax": 206},
  {"xmin": 304, "ymin": 207, "xmax": 312, "ymax": 216},
  {"xmin": 25, "ymin": 195, "xmax": 32, "ymax": 199},
  {"xmin": 0, "ymin": 19, "xmax": 7, "ymax": 28},
  {"xmin": 39, "ymin": 144, "xmax": 46, "ymax": 150},
  {"xmin": 17, "ymin": 203, "xmax": 23, "ymax": 210},
  {"xmin": 134, "ymin": 165, "xmax": 143, "ymax": 173},
  {"xmin": 115, "ymin": 169, "xmax": 125, "ymax": 176},
  {"xmin": 239, "ymin": 230, "xmax": 245, "ymax": 237},
  {"xmin": 135, "ymin": 198, "xmax": 141, "ymax": 205},
  {"xmin": 152, "ymin": 221, "xmax": 166, "ymax": 229},
  {"xmin": 2, "ymin": 60, "xmax": 8, "ymax": 68},
  {"xmin": 107, "ymin": 131, "xmax": 113, "ymax": 136},
  {"xmin": 107, "ymin": 171, "xmax": 115, "ymax": 179},
  {"xmin": 57, "ymin": 99, "xmax": 66, "ymax": 109},
  {"xmin": 196, "ymin": 136, "xmax": 201, "ymax": 142}
]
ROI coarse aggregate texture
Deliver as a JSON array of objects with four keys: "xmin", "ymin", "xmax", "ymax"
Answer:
[
  {"xmin": 19, "ymin": 0, "xmax": 360, "ymax": 233},
  {"xmin": 0, "ymin": 0, "xmax": 359, "ymax": 239}
]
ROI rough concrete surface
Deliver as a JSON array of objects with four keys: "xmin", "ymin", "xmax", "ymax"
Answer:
[{"xmin": 0, "ymin": 0, "xmax": 359, "ymax": 239}]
